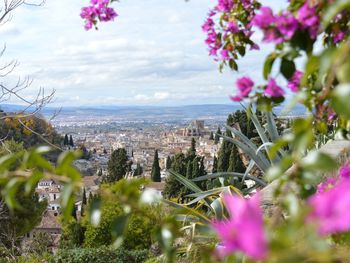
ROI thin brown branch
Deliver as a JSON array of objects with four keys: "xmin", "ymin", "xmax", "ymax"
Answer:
[{"xmin": 17, "ymin": 118, "xmax": 63, "ymax": 151}]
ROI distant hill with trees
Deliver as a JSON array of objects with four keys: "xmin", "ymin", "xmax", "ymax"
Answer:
[{"xmin": 0, "ymin": 113, "xmax": 62, "ymax": 148}]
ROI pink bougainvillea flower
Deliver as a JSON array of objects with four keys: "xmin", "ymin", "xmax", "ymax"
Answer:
[
  {"xmin": 216, "ymin": 0, "xmax": 234, "ymax": 12},
  {"xmin": 220, "ymin": 49, "xmax": 230, "ymax": 61},
  {"xmin": 252, "ymin": 6, "xmax": 276, "ymax": 29},
  {"xmin": 287, "ymin": 70, "xmax": 303, "ymax": 92},
  {"xmin": 212, "ymin": 193, "xmax": 267, "ymax": 260},
  {"xmin": 253, "ymin": 7, "xmax": 299, "ymax": 44},
  {"xmin": 230, "ymin": 77, "xmax": 254, "ymax": 102},
  {"xmin": 309, "ymin": 176, "xmax": 350, "ymax": 235},
  {"xmin": 202, "ymin": 17, "xmax": 214, "ymax": 32},
  {"xmin": 262, "ymin": 28, "xmax": 284, "ymax": 43},
  {"xmin": 236, "ymin": 77, "xmax": 254, "ymax": 97},
  {"xmin": 317, "ymin": 165, "xmax": 350, "ymax": 193},
  {"xmin": 339, "ymin": 165, "xmax": 350, "ymax": 179},
  {"xmin": 297, "ymin": 2, "xmax": 320, "ymax": 39},
  {"xmin": 333, "ymin": 30, "xmax": 346, "ymax": 44},
  {"xmin": 226, "ymin": 21, "xmax": 239, "ymax": 33},
  {"xmin": 265, "ymin": 78, "xmax": 285, "ymax": 97},
  {"xmin": 310, "ymin": 164, "xmax": 350, "ymax": 235},
  {"xmin": 317, "ymin": 177, "xmax": 336, "ymax": 194},
  {"xmin": 276, "ymin": 12, "xmax": 299, "ymax": 39},
  {"xmin": 80, "ymin": 0, "xmax": 118, "ymax": 30}
]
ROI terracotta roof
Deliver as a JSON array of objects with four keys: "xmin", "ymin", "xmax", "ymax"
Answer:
[
  {"xmin": 146, "ymin": 182, "xmax": 165, "ymax": 192},
  {"xmin": 83, "ymin": 175, "xmax": 100, "ymax": 188},
  {"xmin": 36, "ymin": 210, "xmax": 61, "ymax": 230},
  {"xmin": 36, "ymin": 187, "xmax": 60, "ymax": 194}
]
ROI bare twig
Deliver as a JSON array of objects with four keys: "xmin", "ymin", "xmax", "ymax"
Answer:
[{"xmin": 17, "ymin": 118, "xmax": 63, "ymax": 151}]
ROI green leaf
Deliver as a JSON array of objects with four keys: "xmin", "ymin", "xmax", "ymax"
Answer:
[
  {"xmin": 263, "ymin": 53, "xmax": 277, "ymax": 80},
  {"xmin": 162, "ymin": 199, "xmax": 210, "ymax": 223},
  {"xmin": 0, "ymin": 154, "xmax": 20, "ymax": 173},
  {"xmin": 210, "ymin": 198, "xmax": 224, "ymax": 220},
  {"xmin": 301, "ymin": 151, "xmax": 338, "ymax": 172},
  {"xmin": 185, "ymin": 187, "xmax": 232, "ymax": 198},
  {"xmin": 280, "ymin": 58, "xmax": 296, "ymax": 80},
  {"xmin": 221, "ymin": 134, "xmax": 270, "ymax": 172},
  {"xmin": 302, "ymin": 55, "xmax": 319, "ymax": 86},
  {"xmin": 169, "ymin": 170, "xmax": 203, "ymax": 193},
  {"xmin": 336, "ymin": 59, "xmax": 350, "ymax": 83},
  {"xmin": 111, "ymin": 215, "xmax": 129, "ymax": 238},
  {"xmin": 237, "ymin": 46, "xmax": 245, "ymax": 57},
  {"xmin": 61, "ymin": 183, "xmax": 74, "ymax": 219},
  {"xmin": 322, "ymin": 0, "xmax": 350, "ymax": 27},
  {"xmin": 331, "ymin": 84, "xmax": 350, "ymax": 118},
  {"xmin": 192, "ymin": 172, "xmax": 267, "ymax": 187},
  {"xmin": 229, "ymin": 59, "xmax": 238, "ymax": 71},
  {"xmin": 290, "ymin": 29, "xmax": 314, "ymax": 53},
  {"xmin": 2, "ymin": 177, "xmax": 24, "ymax": 210},
  {"xmin": 257, "ymin": 97, "xmax": 273, "ymax": 112},
  {"xmin": 25, "ymin": 171, "xmax": 44, "ymax": 195},
  {"xmin": 89, "ymin": 199, "xmax": 101, "ymax": 227}
]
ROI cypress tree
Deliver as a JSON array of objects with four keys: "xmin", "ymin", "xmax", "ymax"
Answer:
[
  {"xmin": 166, "ymin": 156, "xmax": 172, "ymax": 170},
  {"xmin": 192, "ymin": 157, "xmax": 200, "ymax": 180},
  {"xmin": 212, "ymin": 156, "xmax": 218, "ymax": 174},
  {"xmin": 163, "ymin": 153, "xmax": 186, "ymax": 199},
  {"xmin": 71, "ymin": 205, "xmax": 77, "ymax": 220},
  {"xmin": 214, "ymin": 127, "xmax": 222, "ymax": 144},
  {"xmin": 151, "ymin": 150, "xmax": 161, "ymax": 182},
  {"xmin": 82, "ymin": 188, "xmax": 87, "ymax": 205},
  {"xmin": 227, "ymin": 146, "xmax": 238, "ymax": 172},
  {"xmin": 186, "ymin": 161, "xmax": 193, "ymax": 179},
  {"xmin": 88, "ymin": 192, "xmax": 93, "ymax": 203},
  {"xmin": 227, "ymin": 113, "xmax": 234, "ymax": 126},
  {"xmin": 199, "ymin": 157, "xmax": 207, "ymax": 189},
  {"xmin": 134, "ymin": 163, "xmax": 143, "ymax": 176},
  {"xmin": 69, "ymin": 135, "xmax": 74, "ymax": 147},
  {"xmin": 81, "ymin": 203, "xmax": 85, "ymax": 217},
  {"xmin": 199, "ymin": 157, "xmax": 206, "ymax": 177},
  {"xmin": 209, "ymin": 131, "xmax": 214, "ymax": 140},
  {"xmin": 217, "ymin": 130, "xmax": 233, "ymax": 172},
  {"xmin": 105, "ymin": 148, "xmax": 128, "ymax": 183},
  {"xmin": 64, "ymin": 134, "xmax": 69, "ymax": 146},
  {"xmin": 235, "ymin": 152, "xmax": 246, "ymax": 173},
  {"xmin": 187, "ymin": 138, "xmax": 196, "ymax": 160}
]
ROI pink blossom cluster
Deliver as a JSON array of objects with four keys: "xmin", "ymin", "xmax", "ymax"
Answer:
[
  {"xmin": 328, "ymin": 11, "xmax": 349, "ymax": 44},
  {"xmin": 308, "ymin": 165, "xmax": 350, "ymax": 235},
  {"xmin": 80, "ymin": 0, "xmax": 118, "ymax": 30},
  {"xmin": 202, "ymin": 0, "xmax": 259, "ymax": 61},
  {"xmin": 252, "ymin": 2, "xmax": 320, "ymax": 44},
  {"xmin": 265, "ymin": 78, "xmax": 285, "ymax": 98},
  {"xmin": 230, "ymin": 77, "xmax": 254, "ymax": 102},
  {"xmin": 315, "ymin": 103, "xmax": 337, "ymax": 123},
  {"xmin": 212, "ymin": 193, "xmax": 267, "ymax": 260},
  {"xmin": 287, "ymin": 70, "xmax": 303, "ymax": 93},
  {"xmin": 231, "ymin": 75, "xmax": 298, "ymax": 102}
]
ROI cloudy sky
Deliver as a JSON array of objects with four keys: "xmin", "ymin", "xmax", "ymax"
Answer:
[{"xmin": 0, "ymin": 0, "xmax": 286, "ymax": 106}]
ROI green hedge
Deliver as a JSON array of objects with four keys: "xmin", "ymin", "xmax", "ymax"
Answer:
[{"xmin": 55, "ymin": 246, "xmax": 149, "ymax": 263}]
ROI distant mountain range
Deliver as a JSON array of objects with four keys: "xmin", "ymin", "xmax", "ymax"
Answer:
[{"xmin": 0, "ymin": 104, "xmax": 307, "ymax": 123}]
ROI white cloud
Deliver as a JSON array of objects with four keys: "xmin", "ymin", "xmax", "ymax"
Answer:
[{"xmin": 0, "ymin": 0, "xmax": 286, "ymax": 106}]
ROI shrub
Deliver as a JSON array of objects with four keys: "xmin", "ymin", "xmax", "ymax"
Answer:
[{"xmin": 55, "ymin": 246, "xmax": 149, "ymax": 263}]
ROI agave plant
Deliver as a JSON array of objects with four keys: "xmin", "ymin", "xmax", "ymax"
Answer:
[{"xmin": 161, "ymin": 108, "xmax": 291, "ymax": 259}]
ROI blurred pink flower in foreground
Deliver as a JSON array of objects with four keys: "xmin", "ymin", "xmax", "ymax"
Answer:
[
  {"xmin": 309, "ymin": 165, "xmax": 350, "ymax": 235},
  {"xmin": 230, "ymin": 77, "xmax": 254, "ymax": 102},
  {"xmin": 265, "ymin": 78, "xmax": 285, "ymax": 97},
  {"xmin": 212, "ymin": 193, "xmax": 267, "ymax": 260},
  {"xmin": 287, "ymin": 70, "xmax": 303, "ymax": 93}
]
